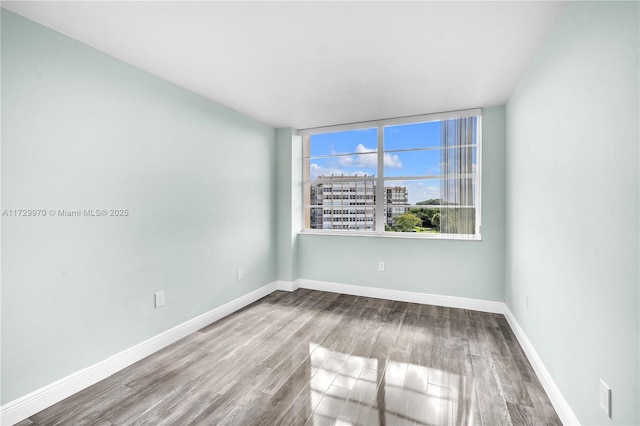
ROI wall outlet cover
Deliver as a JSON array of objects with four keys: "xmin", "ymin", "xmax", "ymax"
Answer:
[
  {"xmin": 154, "ymin": 291, "xmax": 165, "ymax": 308},
  {"xmin": 599, "ymin": 379, "xmax": 611, "ymax": 417}
]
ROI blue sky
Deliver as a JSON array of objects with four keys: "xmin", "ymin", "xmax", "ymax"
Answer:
[
  {"xmin": 309, "ymin": 121, "xmax": 447, "ymax": 204},
  {"xmin": 309, "ymin": 121, "xmax": 441, "ymax": 171}
]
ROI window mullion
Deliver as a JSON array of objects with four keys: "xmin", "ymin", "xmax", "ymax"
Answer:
[{"xmin": 376, "ymin": 126, "xmax": 385, "ymax": 234}]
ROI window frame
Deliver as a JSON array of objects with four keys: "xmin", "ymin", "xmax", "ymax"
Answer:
[{"xmin": 299, "ymin": 108, "xmax": 482, "ymax": 240}]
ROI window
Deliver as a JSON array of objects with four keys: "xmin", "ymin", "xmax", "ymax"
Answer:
[{"xmin": 301, "ymin": 110, "xmax": 481, "ymax": 239}]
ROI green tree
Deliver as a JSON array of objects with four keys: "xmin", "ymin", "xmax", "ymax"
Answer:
[
  {"xmin": 395, "ymin": 212, "xmax": 421, "ymax": 232},
  {"xmin": 408, "ymin": 207, "xmax": 440, "ymax": 228},
  {"xmin": 431, "ymin": 212, "xmax": 441, "ymax": 228},
  {"xmin": 408, "ymin": 208, "xmax": 428, "ymax": 227}
]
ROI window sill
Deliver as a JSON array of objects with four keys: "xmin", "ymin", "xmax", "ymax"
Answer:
[{"xmin": 298, "ymin": 229, "xmax": 482, "ymax": 241}]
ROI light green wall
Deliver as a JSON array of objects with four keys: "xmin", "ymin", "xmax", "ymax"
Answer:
[
  {"xmin": 505, "ymin": 2, "xmax": 639, "ymax": 424},
  {"xmin": 298, "ymin": 107, "xmax": 506, "ymax": 302},
  {"xmin": 1, "ymin": 10, "xmax": 276, "ymax": 404}
]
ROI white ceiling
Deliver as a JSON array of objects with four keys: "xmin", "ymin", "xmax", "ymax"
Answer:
[{"xmin": 3, "ymin": 1, "xmax": 566, "ymax": 129}]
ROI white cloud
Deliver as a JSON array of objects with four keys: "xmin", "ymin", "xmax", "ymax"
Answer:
[
  {"xmin": 337, "ymin": 156, "xmax": 354, "ymax": 167},
  {"xmin": 336, "ymin": 144, "xmax": 402, "ymax": 169},
  {"xmin": 384, "ymin": 153, "xmax": 402, "ymax": 168},
  {"xmin": 355, "ymin": 144, "xmax": 376, "ymax": 154}
]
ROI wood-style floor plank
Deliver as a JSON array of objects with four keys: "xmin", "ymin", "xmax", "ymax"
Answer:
[{"xmin": 22, "ymin": 290, "xmax": 561, "ymax": 426}]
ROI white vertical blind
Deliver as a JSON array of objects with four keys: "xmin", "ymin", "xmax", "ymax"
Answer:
[{"xmin": 440, "ymin": 117, "xmax": 476, "ymax": 235}]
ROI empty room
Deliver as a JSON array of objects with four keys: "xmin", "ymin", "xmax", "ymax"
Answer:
[{"xmin": 1, "ymin": 1, "xmax": 638, "ymax": 425}]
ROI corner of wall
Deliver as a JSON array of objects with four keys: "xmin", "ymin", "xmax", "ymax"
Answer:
[{"xmin": 275, "ymin": 128, "xmax": 301, "ymax": 282}]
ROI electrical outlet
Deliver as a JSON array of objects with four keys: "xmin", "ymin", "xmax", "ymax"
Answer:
[
  {"xmin": 154, "ymin": 291, "xmax": 165, "ymax": 308},
  {"xmin": 237, "ymin": 268, "xmax": 243, "ymax": 280},
  {"xmin": 599, "ymin": 379, "xmax": 611, "ymax": 417},
  {"xmin": 378, "ymin": 261, "xmax": 385, "ymax": 272}
]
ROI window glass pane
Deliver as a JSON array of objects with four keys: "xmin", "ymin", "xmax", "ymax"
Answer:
[
  {"xmin": 385, "ymin": 205, "xmax": 478, "ymax": 234},
  {"xmin": 309, "ymin": 128, "xmax": 377, "ymax": 157},
  {"xmin": 385, "ymin": 206, "xmax": 440, "ymax": 234},
  {"xmin": 382, "ymin": 179, "xmax": 439, "ymax": 233},
  {"xmin": 383, "ymin": 121, "xmax": 440, "ymax": 150},
  {"xmin": 304, "ymin": 183, "xmax": 319, "ymax": 207},
  {"xmin": 305, "ymin": 179, "xmax": 376, "ymax": 231},
  {"xmin": 382, "ymin": 179, "xmax": 476, "ymax": 234},
  {"xmin": 383, "ymin": 149, "xmax": 441, "ymax": 178},
  {"xmin": 305, "ymin": 205, "xmax": 377, "ymax": 231},
  {"xmin": 382, "ymin": 180, "xmax": 440, "ymax": 207},
  {"xmin": 308, "ymin": 154, "xmax": 377, "ymax": 179},
  {"xmin": 306, "ymin": 207, "xmax": 324, "ymax": 230}
]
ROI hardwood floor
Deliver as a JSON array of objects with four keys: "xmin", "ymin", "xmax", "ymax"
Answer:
[{"xmin": 18, "ymin": 289, "xmax": 562, "ymax": 426}]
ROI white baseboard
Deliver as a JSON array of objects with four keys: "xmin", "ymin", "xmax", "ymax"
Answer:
[
  {"xmin": 276, "ymin": 280, "xmax": 300, "ymax": 292},
  {"xmin": 0, "ymin": 282, "xmax": 278, "ymax": 426},
  {"xmin": 298, "ymin": 278, "xmax": 504, "ymax": 314},
  {"xmin": 503, "ymin": 306, "xmax": 580, "ymax": 425}
]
